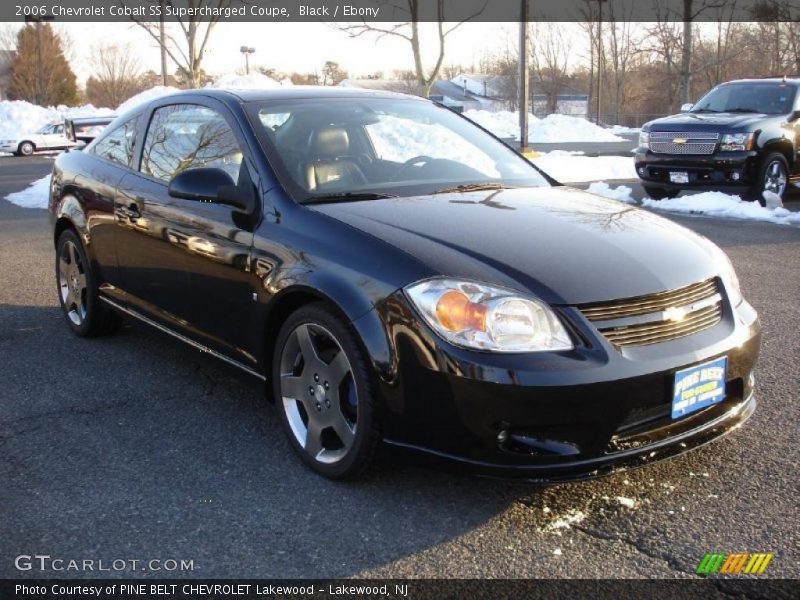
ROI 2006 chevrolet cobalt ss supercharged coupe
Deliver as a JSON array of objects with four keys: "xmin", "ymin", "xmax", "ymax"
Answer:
[{"xmin": 49, "ymin": 88, "xmax": 760, "ymax": 480}]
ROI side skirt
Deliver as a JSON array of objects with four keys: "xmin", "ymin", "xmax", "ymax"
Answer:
[{"xmin": 100, "ymin": 296, "xmax": 266, "ymax": 382}]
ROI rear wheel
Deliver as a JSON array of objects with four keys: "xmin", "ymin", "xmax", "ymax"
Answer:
[
  {"xmin": 272, "ymin": 303, "xmax": 380, "ymax": 479},
  {"xmin": 56, "ymin": 229, "xmax": 121, "ymax": 337},
  {"xmin": 643, "ymin": 185, "xmax": 676, "ymax": 200},
  {"xmin": 18, "ymin": 141, "xmax": 35, "ymax": 156}
]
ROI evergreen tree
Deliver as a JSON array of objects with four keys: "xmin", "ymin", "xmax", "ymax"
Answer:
[{"xmin": 8, "ymin": 24, "xmax": 78, "ymax": 106}]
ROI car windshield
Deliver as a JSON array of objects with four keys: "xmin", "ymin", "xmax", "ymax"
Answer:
[
  {"xmin": 691, "ymin": 82, "xmax": 796, "ymax": 115},
  {"xmin": 247, "ymin": 97, "xmax": 550, "ymax": 202},
  {"xmin": 36, "ymin": 124, "xmax": 53, "ymax": 134}
]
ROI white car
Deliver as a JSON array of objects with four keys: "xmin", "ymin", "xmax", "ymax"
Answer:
[{"xmin": 0, "ymin": 123, "xmax": 77, "ymax": 156}]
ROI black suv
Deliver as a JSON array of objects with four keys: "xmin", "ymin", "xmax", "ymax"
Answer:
[{"xmin": 635, "ymin": 78, "xmax": 800, "ymax": 203}]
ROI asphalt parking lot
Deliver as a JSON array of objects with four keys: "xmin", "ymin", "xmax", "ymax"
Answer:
[{"xmin": 1, "ymin": 155, "xmax": 798, "ymax": 580}]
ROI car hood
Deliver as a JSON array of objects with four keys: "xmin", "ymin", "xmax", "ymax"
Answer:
[
  {"xmin": 646, "ymin": 111, "xmax": 779, "ymax": 131},
  {"xmin": 310, "ymin": 187, "xmax": 721, "ymax": 305}
]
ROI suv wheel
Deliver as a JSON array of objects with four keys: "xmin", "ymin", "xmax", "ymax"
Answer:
[
  {"xmin": 18, "ymin": 141, "xmax": 35, "ymax": 156},
  {"xmin": 56, "ymin": 229, "xmax": 121, "ymax": 336},
  {"xmin": 643, "ymin": 185, "xmax": 675, "ymax": 200},
  {"xmin": 749, "ymin": 152, "xmax": 788, "ymax": 206},
  {"xmin": 273, "ymin": 303, "xmax": 380, "ymax": 479}
]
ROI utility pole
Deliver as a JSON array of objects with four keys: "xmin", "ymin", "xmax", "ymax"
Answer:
[
  {"xmin": 596, "ymin": 0, "xmax": 607, "ymax": 125},
  {"xmin": 159, "ymin": 0, "xmax": 167, "ymax": 86},
  {"xmin": 518, "ymin": 0, "xmax": 530, "ymax": 151}
]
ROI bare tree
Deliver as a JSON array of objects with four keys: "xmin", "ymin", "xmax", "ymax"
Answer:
[
  {"xmin": 338, "ymin": 0, "xmax": 486, "ymax": 96},
  {"xmin": 128, "ymin": 0, "xmax": 233, "ymax": 88},
  {"xmin": 603, "ymin": 1, "xmax": 640, "ymax": 123},
  {"xmin": 85, "ymin": 43, "xmax": 144, "ymax": 108},
  {"xmin": 531, "ymin": 23, "xmax": 572, "ymax": 114}
]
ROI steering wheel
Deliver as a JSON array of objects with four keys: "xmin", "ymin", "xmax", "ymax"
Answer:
[{"xmin": 396, "ymin": 155, "xmax": 434, "ymax": 178}]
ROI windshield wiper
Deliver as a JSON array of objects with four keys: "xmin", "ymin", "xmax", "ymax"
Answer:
[
  {"xmin": 301, "ymin": 191, "xmax": 398, "ymax": 205},
  {"xmin": 431, "ymin": 182, "xmax": 515, "ymax": 195},
  {"xmin": 725, "ymin": 107, "xmax": 761, "ymax": 113},
  {"xmin": 692, "ymin": 108, "xmax": 719, "ymax": 113}
]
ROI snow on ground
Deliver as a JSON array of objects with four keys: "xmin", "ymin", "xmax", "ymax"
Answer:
[
  {"xmin": 4, "ymin": 175, "xmax": 50, "ymax": 209},
  {"xmin": 587, "ymin": 182, "xmax": 800, "ymax": 226},
  {"xmin": 116, "ymin": 86, "xmax": 181, "ymax": 114},
  {"xmin": 532, "ymin": 152, "xmax": 637, "ymax": 182},
  {"xmin": 464, "ymin": 110, "xmax": 625, "ymax": 143},
  {"xmin": 607, "ymin": 125, "xmax": 641, "ymax": 135}
]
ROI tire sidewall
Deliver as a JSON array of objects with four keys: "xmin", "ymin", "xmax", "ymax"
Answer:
[
  {"xmin": 56, "ymin": 229, "xmax": 101, "ymax": 336},
  {"xmin": 643, "ymin": 185, "xmax": 675, "ymax": 200},
  {"xmin": 19, "ymin": 142, "xmax": 34, "ymax": 156},
  {"xmin": 271, "ymin": 304, "xmax": 378, "ymax": 479}
]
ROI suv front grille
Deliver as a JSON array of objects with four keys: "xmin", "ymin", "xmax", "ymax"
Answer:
[
  {"xmin": 578, "ymin": 278, "xmax": 723, "ymax": 348},
  {"xmin": 650, "ymin": 131, "xmax": 719, "ymax": 155}
]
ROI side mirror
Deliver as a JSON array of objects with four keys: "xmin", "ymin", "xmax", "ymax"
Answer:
[
  {"xmin": 680, "ymin": 103, "xmax": 694, "ymax": 112},
  {"xmin": 168, "ymin": 167, "xmax": 255, "ymax": 213}
]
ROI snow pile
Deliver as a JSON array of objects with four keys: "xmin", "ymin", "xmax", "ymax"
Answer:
[
  {"xmin": 5, "ymin": 175, "xmax": 50, "ymax": 209},
  {"xmin": 586, "ymin": 183, "xmax": 800, "ymax": 227},
  {"xmin": 116, "ymin": 86, "xmax": 181, "ymax": 114},
  {"xmin": 464, "ymin": 110, "xmax": 625, "ymax": 143},
  {"xmin": 607, "ymin": 125, "xmax": 641, "ymax": 135},
  {"xmin": 0, "ymin": 101, "xmax": 114, "ymax": 141},
  {"xmin": 644, "ymin": 191, "xmax": 800, "ymax": 226},
  {"xmin": 532, "ymin": 152, "xmax": 637, "ymax": 183},
  {"xmin": 207, "ymin": 73, "xmax": 287, "ymax": 90}
]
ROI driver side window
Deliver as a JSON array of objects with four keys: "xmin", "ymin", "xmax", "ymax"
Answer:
[{"xmin": 140, "ymin": 104, "xmax": 244, "ymax": 184}]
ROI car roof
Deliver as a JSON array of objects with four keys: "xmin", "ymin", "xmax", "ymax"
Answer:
[
  {"xmin": 722, "ymin": 77, "xmax": 800, "ymax": 85},
  {"xmin": 157, "ymin": 85, "xmax": 427, "ymax": 105}
]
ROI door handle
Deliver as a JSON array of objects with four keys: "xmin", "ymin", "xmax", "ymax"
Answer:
[{"xmin": 121, "ymin": 203, "xmax": 141, "ymax": 223}]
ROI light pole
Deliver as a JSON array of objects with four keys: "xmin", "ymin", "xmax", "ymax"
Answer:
[
  {"xmin": 240, "ymin": 46, "xmax": 255, "ymax": 75},
  {"xmin": 24, "ymin": 14, "xmax": 55, "ymax": 106}
]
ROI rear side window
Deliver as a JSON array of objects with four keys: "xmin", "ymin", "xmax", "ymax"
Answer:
[
  {"xmin": 91, "ymin": 116, "xmax": 140, "ymax": 167},
  {"xmin": 140, "ymin": 104, "xmax": 243, "ymax": 183}
]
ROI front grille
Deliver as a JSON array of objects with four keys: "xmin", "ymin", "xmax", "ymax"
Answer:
[
  {"xmin": 650, "ymin": 131, "xmax": 719, "ymax": 155},
  {"xmin": 579, "ymin": 278, "xmax": 723, "ymax": 348}
]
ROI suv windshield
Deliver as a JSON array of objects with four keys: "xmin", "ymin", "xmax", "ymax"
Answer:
[
  {"xmin": 691, "ymin": 82, "xmax": 796, "ymax": 115},
  {"xmin": 247, "ymin": 97, "xmax": 550, "ymax": 202}
]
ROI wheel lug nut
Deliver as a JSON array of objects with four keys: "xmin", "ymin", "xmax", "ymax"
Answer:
[
  {"xmin": 314, "ymin": 374, "xmax": 319, "ymax": 382},
  {"xmin": 309, "ymin": 387, "xmax": 315, "ymax": 395},
  {"xmin": 316, "ymin": 403, "xmax": 321, "ymax": 411},
  {"xmin": 325, "ymin": 400, "xmax": 330, "ymax": 408},
  {"xmin": 324, "ymin": 381, "xmax": 329, "ymax": 389}
]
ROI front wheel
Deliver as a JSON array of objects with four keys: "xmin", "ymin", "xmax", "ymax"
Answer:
[
  {"xmin": 56, "ymin": 229, "xmax": 121, "ymax": 337},
  {"xmin": 272, "ymin": 303, "xmax": 380, "ymax": 479},
  {"xmin": 747, "ymin": 152, "xmax": 788, "ymax": 207},
  {"xmin": 643, "ymin": 185, "xmax": 676, "ymax": 200}
]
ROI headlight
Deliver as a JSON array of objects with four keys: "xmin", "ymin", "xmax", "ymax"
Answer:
[
  {"xmin": 719, "ymin": 132, "xmax": 754, "ymax": 152},
  {"xmin": 404, "ymin": 278, "xmax": 573, "ymax": 353},
  {"xmin": 699, "ymin": 237, "xmax": 743, "ymax": 305},
  {"xmin": 638, "ymin": 131, "xmax": 650, "ymax": 149}
]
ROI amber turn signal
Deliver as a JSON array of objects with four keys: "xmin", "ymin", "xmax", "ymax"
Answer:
[{"xmin": 435, "ymin": 291, "xmax": 488, "ymax": 332}]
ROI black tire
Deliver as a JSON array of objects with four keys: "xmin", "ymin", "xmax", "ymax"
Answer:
[
  {"xmin": 272, "ymin": 303, "xmax": 380, "ymax": 479},
  {"xmin": 746, "ymin": 152, "xmax": 789, "ymax": 207},
  {"xmin": 643, "ymin": 185, "xmax": 676, "ymax": 200},
  {"xmin": 18, "ymin": 141, "xmax": 35, "ymax": 156},
  {"xmin": 55, "ymin": 229, "xmax": 121, "ymax": 337}
]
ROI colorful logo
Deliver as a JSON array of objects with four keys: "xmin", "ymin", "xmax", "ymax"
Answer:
[{"xmin": 696, "ymin": 552, "xmax": 774, "ymax": 575}]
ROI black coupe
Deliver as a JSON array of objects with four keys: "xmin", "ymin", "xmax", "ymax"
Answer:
[{"xmin": 49, "ymin": 88, "xmax": 760, "ymax": 480}]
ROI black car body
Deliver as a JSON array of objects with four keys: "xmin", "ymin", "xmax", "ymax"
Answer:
[
  {"xmin": 49, "ymin": 88, "xmax": 761, "ymax": 481},
  {"xmin": 635, "ymin": 78, "xmax": 800, "ymax": 202}
]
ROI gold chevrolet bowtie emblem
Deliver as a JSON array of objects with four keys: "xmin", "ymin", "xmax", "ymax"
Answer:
[{"xmin": 672, "ymin": 138, "xmax": 688, "ymax": 144}]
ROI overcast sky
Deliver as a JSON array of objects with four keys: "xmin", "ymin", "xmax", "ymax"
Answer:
[{"xmin": 6, "ymin": 21, "xmax": 591, "ymax": 84}]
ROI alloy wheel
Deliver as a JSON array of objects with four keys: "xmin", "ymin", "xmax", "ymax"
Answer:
[
  {"xmin": 19, "ymin": 142, "xmax": 34, "ymax": 156},
  {"xmin": 763, "ymin": 160, "xmax": 787, "ymax": 197},
  {"xmin": 58, "ymin": 239, "xmax": 88, "ymax": 326},
  {"xmin": 279, "ymin": 322, "xmax": 358, "ymax": 464}
]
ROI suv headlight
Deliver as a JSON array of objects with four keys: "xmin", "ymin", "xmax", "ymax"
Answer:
[
  {"xmin": 719, "ymin": 132, "xmax": 754, "ymax": 152},
  {"xmin": 404, "ymin": 278, "xmax": 573, "ymax": 353},
  {"xmin": 638, "ymin": 131, "xmax": 650, "ymax": 149}
]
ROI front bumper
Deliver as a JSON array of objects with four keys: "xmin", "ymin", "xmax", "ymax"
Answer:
[
  {"xmin": 0, "ymin": 143, "xmax": 19, "ymax": 153},
  {"xmin": 371, "ymin": 290, "xmax": 761, "ymax": 481},
  {"xmin": 634, "ymin": 148, "xmax": 760, "ymax": 191}
]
